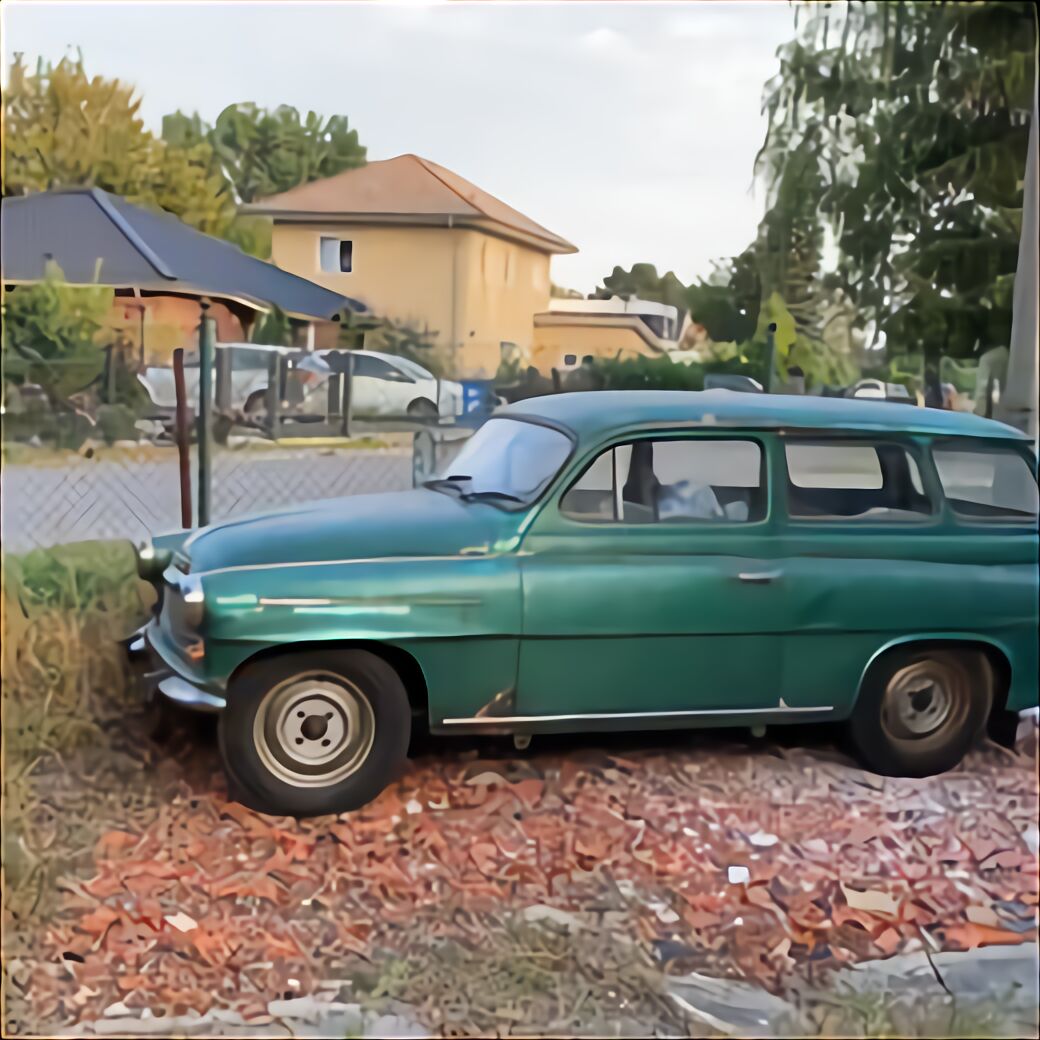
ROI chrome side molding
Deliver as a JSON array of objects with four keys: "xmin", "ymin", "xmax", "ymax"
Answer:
[{"xmin": 442, "ymin": 702, "xmax": 833, "ymax": 726}]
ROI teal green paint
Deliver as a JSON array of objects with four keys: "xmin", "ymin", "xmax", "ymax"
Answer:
[{"xmin": 144, "ymin": 392, "xmax": 1039, "ymax": 731}]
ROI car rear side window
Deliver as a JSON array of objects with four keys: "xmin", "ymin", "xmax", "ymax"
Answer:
[
  {"xmin": 785, "ymin": 440, "xmax": 933, "ymax": 521},
  {"xmin": 561, "ymin": 437, "xmax": 764, "ymax": 524},
  {"xmin": 932, "ymin": 443, "xmax": 1038, "ymax": 521}
]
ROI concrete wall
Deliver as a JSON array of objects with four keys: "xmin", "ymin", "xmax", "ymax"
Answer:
[
  {"xmin": 270, "ymin": 221, "xmax": 552, "ymax": 378},
  {"xmin": 531, "ymin": 317, "xmax": 667, "ymax": 372}
]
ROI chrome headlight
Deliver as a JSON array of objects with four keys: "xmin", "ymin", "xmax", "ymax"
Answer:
[{"xmin": 136, "ymin": 541, "xmax": 172, "ymax": 581}]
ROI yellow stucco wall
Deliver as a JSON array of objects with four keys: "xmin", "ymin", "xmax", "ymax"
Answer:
[
  {"xmin": 270, "ymin": 222, "xmax": 551, "ymax": 377},
  {"xmin": 530, "ymin": 321, "xmax": 662, "ymax": 372}
]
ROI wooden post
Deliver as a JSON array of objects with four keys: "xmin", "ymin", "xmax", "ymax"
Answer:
[
  {"xmin": 265, "ymin": 352, "xmax": 281, "ymax": 439},
  {"xmin": 172, "ymin": 348, "xmax": 193, "ymax": 529},
  {"xmin": 103, "ymin": 344, "xmax": 117, "ymax": 404},
  {"xmin": 327, "ymin": 372, "xmax": 342, "ymax": 424}
]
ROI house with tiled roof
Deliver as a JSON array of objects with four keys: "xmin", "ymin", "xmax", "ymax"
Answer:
[{"xmin": 244, "ymin": 154, "xmax": 577, "ymax": 377}]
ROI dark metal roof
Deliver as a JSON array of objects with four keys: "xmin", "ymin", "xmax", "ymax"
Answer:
[{"xmin": 0, "ymin": 187, "xmax": 363, "ymax": 320}]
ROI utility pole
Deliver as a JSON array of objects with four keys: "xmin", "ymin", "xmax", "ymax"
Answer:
[{"xmin": 996, "ymin": 91, "xmax": 1038, "ymax": 441}]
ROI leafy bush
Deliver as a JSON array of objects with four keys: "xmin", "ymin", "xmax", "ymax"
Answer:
[{"xmin": 2, "ymin": 265, "xmax": 113, "ymax": 403}]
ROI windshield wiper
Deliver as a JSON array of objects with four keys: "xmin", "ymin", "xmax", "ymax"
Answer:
[
  {"xmin": 422, "ymin": 474, "xmax": 471, "ymax": 495},
  {"xmin": 460, "ymin": 489, "xmax": 525, "ymax": 504}
]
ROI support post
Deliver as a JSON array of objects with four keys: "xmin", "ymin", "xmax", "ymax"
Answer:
[
  {"xmin": 265, "ymin": 352, "xmax": 281, "ymax": 439},
  {"xmin": 172, "ymin": 347, "xmax": 193, "ymax": 529},
  {"xmin": 327, "ymin": 372, "xmax": 342, "ymax": 424},
  {"xmin": 197, "ymin": 305, "xmax": 215, "ymax": 527},
  {"xmin": 214, "ymin": 345, "xmax": 232, "ymax": 412},
  {"xmin": 341, "ymin": 351, "xmax": 354, "ymax": 437},
  {"xmin": 765, "ymin": 322, "xmax": 777, "ymax": 393}
]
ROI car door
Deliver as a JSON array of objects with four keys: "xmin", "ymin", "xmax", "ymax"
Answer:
[
  {"xmin": 348, "ymin": 354, "xmax": 405, "ymax": 416},
  {"xmin": 516, "ymin": 431, "xmax": 786, "ymax": 722}
]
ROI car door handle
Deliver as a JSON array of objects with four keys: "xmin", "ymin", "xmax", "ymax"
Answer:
[{"xmin": 737, "ymin": 570, "xmax": 782, "ymax": 584}]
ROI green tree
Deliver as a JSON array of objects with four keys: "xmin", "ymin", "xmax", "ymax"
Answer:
[
  {"xmin": 1, "ymin": 264, "xmax": 114, "ymax": 403},
  {"xmin": 593, "ymin": 262, "xmax": 689, "ymax": 313},
  {"xmin": 593, "ymin": 257, "xmax": 761, "ymax": 344},
  {"xmin": 756, "ymin": 0, "xmax": 1037, "ymax": 360},
  {"xmin": 3, "ymin": 54, "xmax": 233, "ymax": 236},
  {"xmin": 165, "ymin": 103, "xmax": 367, "ymax": 205}
]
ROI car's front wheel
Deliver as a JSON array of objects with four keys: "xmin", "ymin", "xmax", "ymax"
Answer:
[
  {"xmin": 848, "ymin": 647, "xmax": 992, "ymax": 778},
  {"xmin": 219, "ymin": 650, "xmax": 411, "ymax": 816}
]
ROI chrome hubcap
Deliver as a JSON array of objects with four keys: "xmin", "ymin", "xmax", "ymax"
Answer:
[
  {"xmin": 882, "ymin": 661, "xmax": 956, "ymax": 739},
  {"xmin": 254, "ymin": 674, "xmax": 375, "ymax": 788}
]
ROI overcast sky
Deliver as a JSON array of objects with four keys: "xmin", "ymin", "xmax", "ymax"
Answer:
[{"xmin": 3, "ymin": 1, "xmax": 796, "ymax": 293}]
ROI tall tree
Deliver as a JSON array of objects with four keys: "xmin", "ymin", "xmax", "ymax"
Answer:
[
  {"xmin": 3, "ymin": 54, "xmax": 233, "ymax": 236},
  {"xmin": 164, "ymin": 103, "xmax": 367, "ymax": 205},
  {"xmin": 756, "ymin": 0, "xmax": 1037, "ymax": 360}
]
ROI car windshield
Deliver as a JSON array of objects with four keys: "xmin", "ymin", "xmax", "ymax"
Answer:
[{"xmin": 426, "ymin": 417, "xmax": 572, "ymax": 507}]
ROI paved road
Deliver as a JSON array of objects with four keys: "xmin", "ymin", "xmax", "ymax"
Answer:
[{"xmin": 1, "ymin": 447, "xmax": 413, "ymax": 553}]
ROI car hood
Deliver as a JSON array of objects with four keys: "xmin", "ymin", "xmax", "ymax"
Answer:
[{"xmin": 185, "ymin": 488, "xmax": 515, "ymax": 573}]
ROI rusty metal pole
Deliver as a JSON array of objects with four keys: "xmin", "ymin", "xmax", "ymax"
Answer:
[{"xmin": 172, "ymin": 347, "xmax": 193, "ymax": 528}]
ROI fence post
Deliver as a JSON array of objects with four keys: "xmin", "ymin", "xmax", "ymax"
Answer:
[
  {"xmin": 197, "ymin": 308, "xmax": 216, "ymax": 527},
  {"xmin": 265, "ymin": 353, "xmax": 281, "ymax": 439},
  {"xmin": 327, "ymin": 372, "xmax": 342, "ymax": 425},
  {"xmin": 103, "ymin": 344, "xmax": 117, "ymax": 404},
  {"xmin": 761, "ymin": 320, "xmax": 777, "ymax": 393},
  {"xmin": 342, "ymin": 352, "xmax": 354, "ymax": 437},
  {"xmin": 172, "ymin": 347, "xmax": 193, "ymax": 529}
]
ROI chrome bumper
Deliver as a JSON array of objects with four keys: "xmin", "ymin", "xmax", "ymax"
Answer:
[
  {"xmin": 157, "ymin": 675, "xmax": 226, "ymax": 713},
  {"xmin": 122, "ymin": 625, "xmax": 226, "ymax": 713}
]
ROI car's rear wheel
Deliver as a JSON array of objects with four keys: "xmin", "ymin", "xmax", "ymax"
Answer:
[
  {"xmin": 848, "ymin": 647, "xmax": 991, "ymax": 777},
  {"xmin": 407, "ymin": 397, "xmax": 438, "ymax": 421},
  {"xmin": 219, "ymin": 650, "xmax": 411, "ymax": 816}
]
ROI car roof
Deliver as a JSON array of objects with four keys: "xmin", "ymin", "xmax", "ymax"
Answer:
[
  {"xmin": 504, "ymin": 390, "xmax": 1030, "ymax": 443},
  {"xmin": 316, "ymin": 348, "xmax": 422, "ymax": 369}
]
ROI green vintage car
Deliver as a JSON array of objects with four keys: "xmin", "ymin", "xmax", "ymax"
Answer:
[{"xmin": 130, "ymin": 391, "xmax": 1039, "ymax": 816}]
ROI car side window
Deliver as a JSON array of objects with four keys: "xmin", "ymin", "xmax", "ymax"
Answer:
[
  {"xmin": 561, "ymin": 438, "xmax": 764, "ymax": 524},
  {"xmin": 785, "ymin": 440, "xmax": 933, "ymax": 521},
  {"xmin": 352, "ymin": 355, "xmax": 397, "ymax": 379},
  {"xmin": 932, "ymin": 442, "xmax": 1038, "ymax": 521}
]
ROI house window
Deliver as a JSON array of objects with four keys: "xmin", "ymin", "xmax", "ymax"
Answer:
[
  {"xmin": 561, "ymin": 438, "xmax": 764, "ymax": 524},
  {"xmin": 785, "ymin": 440, "xmax": 933, "ymax": 521},
  {"xmin": 320, "ymin": 237, "xmax": 353, "ymax": 273}
]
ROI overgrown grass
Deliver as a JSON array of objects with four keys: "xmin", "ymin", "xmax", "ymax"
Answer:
[
  {"xmin": 1, "ymin": 540, "xmax": 150, "ymax": 761},
  {"xmin": 2, "ymin": 540, "xmax": 153, "ymax": 932}
]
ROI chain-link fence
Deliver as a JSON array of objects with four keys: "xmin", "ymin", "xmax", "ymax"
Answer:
[{"xmin": 1, "ymin": 440, "xmax": 415, "ymax": 554}]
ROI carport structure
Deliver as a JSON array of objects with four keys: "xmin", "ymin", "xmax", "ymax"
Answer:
[{"xmin": 1, "ymin": 186, "xmax": 364, "ymax": 360}]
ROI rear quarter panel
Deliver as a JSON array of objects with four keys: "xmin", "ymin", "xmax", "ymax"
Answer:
[{"xmin": 777, "ymin": 528, "xmax": 1038, "ymax": 716}]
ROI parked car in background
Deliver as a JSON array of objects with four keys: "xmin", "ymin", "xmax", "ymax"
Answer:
[
  {"xmin": 293, "ymin": 349, "xmax": 462, "ymax": 421},
  {"xmin": 137, "ymin": 344, "xmax": 463, "ymax": 426},
  {"xmin": 137, "ymin": 344, "xmax": 297, "ymax": 414},
  {"xmin": 846, "ymin": 378, "xmax": 915, "ymax": 404},
  {"xmin": 128, "ymin": 391, "xmax": 1038, "ymax": 817},
  {"xmin": 703, "ymin": 373, "xmax": 764, "ymax": 393}
]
